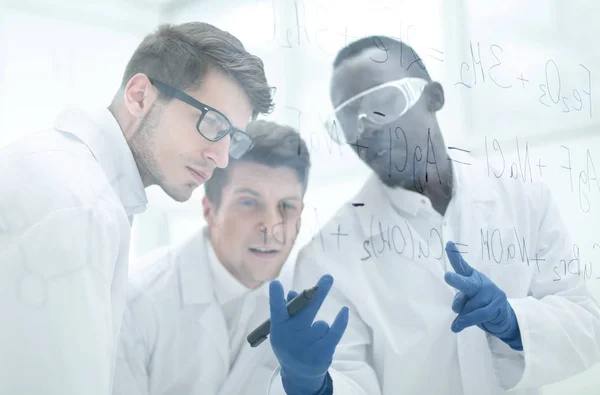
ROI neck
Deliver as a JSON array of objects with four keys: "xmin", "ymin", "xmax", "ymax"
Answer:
[
  {"xmin": 422, "ymin": 155, "xmax": 454, "ymax": 215},
  {"xmin": 209, "ymin": 234, "xmax": 256, "ymax": 290},
  {"xmin": 108, "ymin": 102, "xmax": 153, "ymax": 187},
  {"xmin": 108, "ymin": 100, "xmax": 136, "ymax": 142}
]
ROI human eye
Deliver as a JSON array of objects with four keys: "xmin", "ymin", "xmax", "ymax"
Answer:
[
  {"xmin": 203, "ymin": 114, "xmax": 218, "ymax": 125},
  {"xmin": 280, "ymin": 201, "xmax": 298, "ymax": 212},
  {"xmin": 238, "ymin": 197, "xmax": 256, "ymax": 208}
]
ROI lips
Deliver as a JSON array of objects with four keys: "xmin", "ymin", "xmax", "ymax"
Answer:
[
  {"xmin": 186, "ymin": 167, "xmax": 209, "ymax": 184},
  {"xmin": 249, "ymin": 246, "xmax": 280, "ymax": 253},
  {"xmin": 248, "ymin": 246, "xmax": 281, "ymax": 259}
]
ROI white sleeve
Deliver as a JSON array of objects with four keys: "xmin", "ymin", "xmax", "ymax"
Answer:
[
  {"xmin": 268, "ymin": 247, "xmax": 381, "ymax": 395},
  {"xmin": 0, "ymin": 205, "xmax": 121, "ymax": 395},
  {"xmin": 491, "ymin": 185, "xmax": 600, "ymax": 390}
]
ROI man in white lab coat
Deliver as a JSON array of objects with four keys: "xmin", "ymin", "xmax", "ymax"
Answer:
[
  {"xmin": 266, "ymin": 36, "xmax": 600, "ymax": 395},
  {"xmin": 0, "ymin": 22, "xmax": 273, "ymax": 395},
  {"xmin": 112, "ymin": 120, "xmax": 311, "ymax": 395}
]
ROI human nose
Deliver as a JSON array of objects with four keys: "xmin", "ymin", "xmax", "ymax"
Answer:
[
  {"xmin": 258, "ymin": 207, "xmax": 286, "ymax": 243},
  {"xmin": 203, "ymin": 134, "xmax": 230, "ymax": 168}
]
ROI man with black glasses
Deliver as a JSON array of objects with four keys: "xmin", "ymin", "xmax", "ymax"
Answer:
[
  {"xmin": 0, "ymin": 22, "xmax": 273, "ymax": 395},
  {"xmin": 113, "ymin": 120, "xmax": 311, "ymax": 395}
]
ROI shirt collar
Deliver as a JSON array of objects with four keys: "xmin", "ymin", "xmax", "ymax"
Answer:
[
  {"xmin": 53, "ymin": 107, "xmax": 148, "ymax": 216},
  {"xmin": 381, "ymin": 160, "xmax": 457, "ymax": 217},
  {"xmin": 382, "ymin": 183, "xmax": 431, "ymax": 216}
]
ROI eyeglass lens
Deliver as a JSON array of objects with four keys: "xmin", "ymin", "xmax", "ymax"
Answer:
[
  {"xmin": 198, "ymin": 110, "xmax": 230, "ymax": 141},
  {"xmin": 350, "ymin": 86, "xmax": 409, "ymax": 125},
  {"xmin": 229, "ymin": 131, "xmax": 253, "ymax": 159}
]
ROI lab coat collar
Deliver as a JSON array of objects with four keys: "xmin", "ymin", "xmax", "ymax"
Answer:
[
  {"xmin": 381, "ymin": 183, "xmax": 435, "ymax": 217},
  {"xmin": 354, "ymin": 154, "xmax": 498, "ymax": 235},
  {"xmin": 205, "ymin": 230, "xmax": 254, "ymax": 305},
  {"xmin": 53, "ymin": 107, "xmax": 148, "ymax": 216},
  {"xmin": 178, "ymin": 227, "xmax": 218, "ymax": 306}
]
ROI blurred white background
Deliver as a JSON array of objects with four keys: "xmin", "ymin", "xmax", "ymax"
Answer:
[{"xmin": 0, "ymin": 0, "xmax": 598, "ymax": 393}]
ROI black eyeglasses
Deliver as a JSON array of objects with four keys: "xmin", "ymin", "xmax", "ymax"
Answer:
[{"xmin": 148, "ymin": 77, "xmax": 254, "ymax": 159}]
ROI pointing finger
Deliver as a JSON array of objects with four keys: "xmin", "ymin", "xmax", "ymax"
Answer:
[
  {"xmin": 269, "ymin": 280, "xmax": 289, "ymax": 323},
  {"xmin": 445, "ymin": 241, "xmax": 474, "ymax": 277}
]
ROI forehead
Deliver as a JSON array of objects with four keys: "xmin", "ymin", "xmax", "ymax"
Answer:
[
  {"xmin": 223, "ymin": 162, "xmax": 303, "ymax": 197},
  {"xmin": 186, "ymin": 68, "xmax": 253, "ymax": 130},
  {"xmin": 330, "ymin": 47, "xmax": 410, "ymax": 107}
]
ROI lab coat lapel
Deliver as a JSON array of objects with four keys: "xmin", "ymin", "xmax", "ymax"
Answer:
[
  {"xmin": 177, "ymin": 228, "xmax": 230, "ymax": 376},
  {"xmin": 354, "ymin": 174, "xmax": 446, "ymax": 281},
  {"xmin": 451, "ymin": 161, "xmax": 502, "ymax": 395},
  {"xmin": 452, "ymin": 160, "xmax": 499, "ymax": 278},
  {"xmin": 217, "ymin": 293, "xmax": 274, "ymax": 395},
  {"xmin": 53, "ymin": 108, "xmax": 147, "ymax": 217}
]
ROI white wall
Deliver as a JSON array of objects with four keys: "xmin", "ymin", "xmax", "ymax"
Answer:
[
  {"xmin": 0, "ymin": 0, "xmax": 161, "ymax": 147},
  {"xmin": 0, "ymin": 0, "xmax": 164, "ymax": 259}
]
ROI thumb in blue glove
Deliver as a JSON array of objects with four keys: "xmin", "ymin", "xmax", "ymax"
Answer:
[
  {"xmin": 269, "ymin": 274, "xmax": 349, "ymax": 395},
  {"xmin": 444, "ymin": 241, "xmax": 523, "ymax": 351}
]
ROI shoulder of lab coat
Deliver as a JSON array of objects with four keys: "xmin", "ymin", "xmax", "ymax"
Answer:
[
  {"xmin": 483, "ymin": 169, "xmax": 600, "ymax": 390},
  {"xmin": 1, "ymin": 128, "xmax": 124, "ymax": 228},
  {"xmin": 268, "ymin": 177, "xmax": 383, "ymax": 395},
  {"xmin": 0, "ymin": 130, "xmax": 130, "ymax": 394}
]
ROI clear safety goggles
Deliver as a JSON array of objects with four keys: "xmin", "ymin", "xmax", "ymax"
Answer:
[{"xmin": 324, "ymin": 77, "xmax": 429, "ymax": 144}]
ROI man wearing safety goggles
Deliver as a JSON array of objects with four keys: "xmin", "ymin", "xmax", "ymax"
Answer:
[{"xmin": 265, "ymin": 36, "xmax": 600, "ymax": 395}]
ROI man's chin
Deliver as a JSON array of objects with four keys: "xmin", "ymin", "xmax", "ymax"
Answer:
[
  {"xmin": 161, "ymin": 183, "xmax": 196, "ymax": 203},
  {"xmin": 378, "ymin": 173, "xmax": 413, "ymax": 188},
  {"xmin": 247, "ymin": 266, "xmax": 284, "ymax": 285},
  {"xmin": 247, "ymin": 280, "xmax": 267, "ymax": 290}
]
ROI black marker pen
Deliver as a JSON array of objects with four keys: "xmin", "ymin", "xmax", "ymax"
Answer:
[{"xmin": 247, "ymin": 285, "xmax": 319, "ymax": 348}]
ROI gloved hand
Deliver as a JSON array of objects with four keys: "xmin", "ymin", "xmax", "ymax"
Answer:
[
  {"xmin": 269, "ymin": 274, "xmax": 349, "ymax": 395},
  {"xmin": 444, "ymin": 241, "xmax": 523, "ymax": 351}
]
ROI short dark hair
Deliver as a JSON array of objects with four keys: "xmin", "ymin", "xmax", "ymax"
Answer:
[
  {"xmin": 204, "ymin": 120, "xmax": 311, "ymax": 207},
  {"xmin": 120, "ymin": 22, "xmax": 274, "ymax": 118},
  {"xmin": 333, "ymin": 35, "xmax": 432, "ymax": 81}
]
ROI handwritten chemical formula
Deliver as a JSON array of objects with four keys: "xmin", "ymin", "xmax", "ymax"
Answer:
[
  {"xmin": 454, "ymin": 42, "xmax": 592, "ymax": 118},
  {"xmin": 264, "ymin": 207, "xmax": 600, "ymax": 283}
]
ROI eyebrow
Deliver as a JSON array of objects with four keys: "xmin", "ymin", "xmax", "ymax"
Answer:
[
  {"xmin": 234, "ymin": 187, "xmax": 260, "ymax": 197},
  {"xmin": 234, "ymin": 187, "xmax": 302, "ymax": 201}
]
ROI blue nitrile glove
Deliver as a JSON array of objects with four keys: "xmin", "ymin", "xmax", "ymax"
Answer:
[
  {"xmin": 269, "ymin": 274, "xmax": 349, "ymax": 395},
  {"xmin": 444, "ymin": 241, "xmax": 523, "ymax": 351}
]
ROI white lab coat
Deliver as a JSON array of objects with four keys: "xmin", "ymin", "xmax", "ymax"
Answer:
[
  {"xmin": 0, "ymin": 108, "xmax": 147, "ymax": 395},
  {"xmin": 113, "ymin": 227, "xmax": 292, "ymax": 395},
  {"xmin": 268, "ymin": 156, "xmax": 600, "ymax": 395}
]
